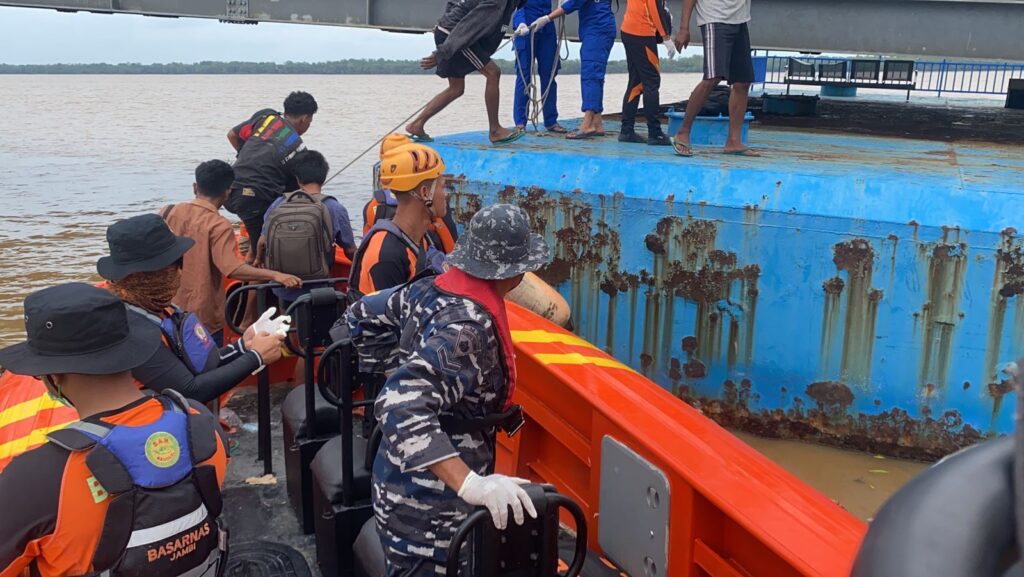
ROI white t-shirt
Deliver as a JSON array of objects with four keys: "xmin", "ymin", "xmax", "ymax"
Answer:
[{"xmin": 695, "ymin": 0, "xmax": 751, "ymax": 26}]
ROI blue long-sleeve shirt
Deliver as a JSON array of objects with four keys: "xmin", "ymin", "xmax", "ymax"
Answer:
[{"xmin": 561, "ymin": 0, "xmax": 616, "ymax": 30}]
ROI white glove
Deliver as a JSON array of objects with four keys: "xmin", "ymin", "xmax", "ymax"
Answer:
[
  {"xmin": 514, "ymin": 23, "xmax": 530, "ymax": 37},
  {"xmin": 457, "ymin": 471, "xmax": 538, "ymax": 529},
  {"xmin": 663, "ymin": 39, "xmax": 677, "ymax": 59},
  {"xmin": 251, "ymin": 307, "xmax": 292, "ymax": 339},
  {"xmin": 530, "ymin": 15, "xmax": 551, "ymax": 31}
]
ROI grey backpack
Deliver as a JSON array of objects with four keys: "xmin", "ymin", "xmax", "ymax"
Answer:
[{"xmin": 265, "ymin": 190, "xmax": 335, "ymax": 280}]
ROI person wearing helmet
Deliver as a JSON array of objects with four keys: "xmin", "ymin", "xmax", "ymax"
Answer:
[
  {"xmin": 345, "ymin": 204, "xmax": 551, "ymax": 576},
  {"xmin": 349, "ymin": 143, "xmax": 450, "ymax": 297},
  {"xmin": 363, "ymin": 134, "xmax": 459, "ymax": 257}
]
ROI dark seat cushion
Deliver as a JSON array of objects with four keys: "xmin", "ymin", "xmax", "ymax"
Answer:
[
  {"xmin": 282, "ymin": 384, "xmax": 340, "ymax": 438},
  {"xmin": 311, "ymin": 434, "xmax": 372, "ymax": 505},
  {"xmin": 353, "ymin": 518, "xmax": 386, "ymax": 577}
]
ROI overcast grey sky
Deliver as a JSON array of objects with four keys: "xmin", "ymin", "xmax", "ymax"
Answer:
[{"xmin": 0, "ymin": 5, "xmax": 661, "ymax": 64}]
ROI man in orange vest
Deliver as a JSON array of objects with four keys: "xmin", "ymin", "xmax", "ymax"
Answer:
[
  {"xmin": 0, "ymin": 284, "xmax": 228, "ymax": 577},
  {"xmin": 362, "ymin": 134, "xmax": 459, "ymax": 256},
  {"xmin": 350, "ymin": 143, "xmax": 453, "ymax": 296}
]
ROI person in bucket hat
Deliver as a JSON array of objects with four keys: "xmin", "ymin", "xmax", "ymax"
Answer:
[
  {"xmin": 97, "ymin": 214, "xmax": 285, "ymax": 404},
  {"xmin": 445, "ymin": 203, "xmax": 549, "ymax": 280},
  {"xmin": 0, "ymin": 283, "xmax": 229, "ymax": 577},
  {"xmin": 344, "ymin": 203, "xmax": 549, "ymax": 576}
]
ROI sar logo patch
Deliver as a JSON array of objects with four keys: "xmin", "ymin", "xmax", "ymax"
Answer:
[
  {"xmin": 145, "ymin": 432, "xmax": 181, "ymax": 468},
  {"xmin": 194, "ymin": 323, "xmax": 208, "ymax": 342}
]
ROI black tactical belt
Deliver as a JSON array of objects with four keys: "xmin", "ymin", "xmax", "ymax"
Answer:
[{"xmin": 438, "ymin": 404, "xmax": 525, "ymax": 438}]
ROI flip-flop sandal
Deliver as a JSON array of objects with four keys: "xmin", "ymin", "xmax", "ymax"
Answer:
[
  {"xmin": 546, "ymin": 124, "xmax": 568, "ymax": 134},
  {"xmin": 492, "ymin": 129, "xmax": 526, "ymax": 146},
  {"xmin": 405, "ymin": 133, "xmax": 434, "ymax": 143},
  {"xmin": 671, "ymin": 138, "xmax": 694, "ymax": 157},
  {"xmin": 566, "ymin": 130, "xmax": 598, "ymax": 140},
  {"xmin": 723, "ymin": 147, "xmax": 760, "ymax": 157}
]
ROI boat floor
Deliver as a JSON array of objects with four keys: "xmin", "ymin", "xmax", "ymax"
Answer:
[
  {"xmin": 220, "ymin": 386, "xmax": 625, "ymax": 577},
  {"xmin": 221, "ymin": 386, "xmax": 317, "ymax": 569},
  {"xmin": 642, "ymin": 95, "xmax": 1024, "ymax": 145}
]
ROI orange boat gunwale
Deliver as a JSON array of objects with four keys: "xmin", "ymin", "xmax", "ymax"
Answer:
[{"xmin": 498, "ymin": 302, "xmax": 866, "ymax": 577}]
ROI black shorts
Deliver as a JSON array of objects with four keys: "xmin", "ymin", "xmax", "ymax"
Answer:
[
  {"xmin": 700, "ymin": 22, "xmax": 754, "ymax": 83},
  {"xmin": 434, "ymin": 27, "xmax": 499, "ymax": 79},
  {"xmin": 225, "ymin": 187, "xmax": 272, "ymax": 246}
]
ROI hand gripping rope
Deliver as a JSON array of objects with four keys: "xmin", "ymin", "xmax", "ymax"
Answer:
[{"xmin": 513, "ymin": 18, "xmax": 570, "ymax": 132}]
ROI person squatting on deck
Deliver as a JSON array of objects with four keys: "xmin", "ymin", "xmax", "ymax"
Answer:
[
  {"xmin": 225, "ymin": 91, "xmax": 319, "ymax": 251},
  {"xmin": 671, "ymin": 0, "xmax": 758, "ymax": 156},
  {"xmin": 0, "ymin": 284, "xmax": 229, "ymax": 577},
  {"xmin": 350, "ymin": 143, "xmax": 452, "ymax": 296},
  {"xmin": 532, "ymin": 0, "xmax": 616, "ymax": 139},
  {"xmin": 407, "ymin": 0, "xmax": 525, "ymax": 146},
  {"xmin": 512, "ymin": 0, "xmax": 566, "ymax": 133},
  {"xmin": 346, "ymin": 204, "xmax": 551, "ymax": 576},
  {"xmin": 361, "ymin": 134, "xmax": 459, "ymax": 268},
  {"xmin": 99, "ymin": 214, "xmax": 285, "ymax": 405},
  {"xmin": 162, "ymin": 160, "xmax": 301, "ymax": 347},
  {"xmin": 618, "ymin": 0, "xmax": 675, "ymax": 146}
]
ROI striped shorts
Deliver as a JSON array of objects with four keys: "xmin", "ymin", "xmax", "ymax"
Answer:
[
  {"xmin": 434, "ymin": 26, "xmax": 499, "ymax": 79},
  {"xmin": 700, "ymin": 22, "xmax": 755, "ymax": 83}
]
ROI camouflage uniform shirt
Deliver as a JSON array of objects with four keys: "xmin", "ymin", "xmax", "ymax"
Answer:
[{"xmin": 345, "ymin": 276, "xmax": 510, "ymax": 566}]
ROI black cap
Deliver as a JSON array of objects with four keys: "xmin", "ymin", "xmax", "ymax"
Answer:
[
  {"xmin": 0, "ymin": 283, "xmax": 162, "ymax": 376},
  {"xmin": 97, "ymin": 214, "xmax": 195, "ymax": 281}
]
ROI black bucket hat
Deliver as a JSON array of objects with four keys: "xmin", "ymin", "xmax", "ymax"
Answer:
[
  {"xmin": 0, "ymin": 283, "xmax": 162, "ymax": 376},
  {"xmin": 446, "ymin": 204, "xmax": 550, "ymax": 280},
  {"xmin": 97, "ymin": 214, "xmax": 195, "ymax": 281}
]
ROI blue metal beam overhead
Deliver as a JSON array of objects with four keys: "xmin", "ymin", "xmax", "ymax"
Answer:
[{"xmin": 0, "ymin": 0, "xmax": 1022, "ymax": 60}]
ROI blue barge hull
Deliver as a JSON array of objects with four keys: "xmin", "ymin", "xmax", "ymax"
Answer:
[{"xmin": 433, "ymin": 120, "xmax": 1024, "ymax": 459}]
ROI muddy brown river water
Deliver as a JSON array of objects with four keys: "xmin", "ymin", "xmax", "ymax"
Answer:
[{"xmin": 0, "ymin": 74, "xmax": 929, "ymax": 520}]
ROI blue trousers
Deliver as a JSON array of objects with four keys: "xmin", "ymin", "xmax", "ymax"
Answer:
[
  {"xmin": 513, "ymin": 18, "xmax": 560, "ymax": 127},
  {"xmin": 579, "ymin": 25, "xmax": 615, "ymax": 113}
]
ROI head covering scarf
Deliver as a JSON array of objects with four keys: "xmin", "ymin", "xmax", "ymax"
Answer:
[{"xmin": 107, "ymin": 264, "xmax": 181, "ymax": 315}]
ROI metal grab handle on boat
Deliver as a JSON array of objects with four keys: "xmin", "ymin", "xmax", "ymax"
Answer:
[
  {"xmin": 445, "ymin": 485, "xmax": 588, "ymax": 577},
  {"xmin": 316, "ymin": 340, "xmax": 373, "ymax": 411},
  {"xmin": 223, "ymin": 277, "xmax": 348, "ymax": 339}
]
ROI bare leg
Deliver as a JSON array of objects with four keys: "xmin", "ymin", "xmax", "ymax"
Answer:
[
  {"xmin": 674, "ymin": 77, "xmax": 722, "ymax": 149},
  {"xmin": 592, "ymin": 112, "xmax": 605, "ymax": 134},
  {"xmin": 480, "ymin": 61, "xmax": 514, "ymax": 142},
  {"xmin": 725, "ymin": 82, "xmax": 754, "ymax": 153},
  {"xmin": 406, "ymin": 77, "xmax": 466, "ymax": 138},
  {"xmin": 579, "ymin": 110, "xmax": 595, "ymax": 133}
]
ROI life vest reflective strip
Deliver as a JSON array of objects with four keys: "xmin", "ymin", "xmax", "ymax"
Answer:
[
  {"xmin": 46, "ymin": 392, "xmax": 226, "ymax": 577},
  {"xmin": 0, "ymin": 371, "xmax": 78, "ymax": 473},
  {"xmin": 348, "ymin": 219, "xmax": 428, "ymax": 298}
]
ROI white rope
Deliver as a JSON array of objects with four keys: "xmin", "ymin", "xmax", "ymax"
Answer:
[{"xmin": 513, "ymin": 19, "xmax": 568, "ymax": 131}]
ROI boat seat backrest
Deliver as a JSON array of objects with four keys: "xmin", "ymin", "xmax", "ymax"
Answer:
[
  {"xmin": 353, "ymin": 518, "xmax": 386, "ymax": 577},
  {"xmin": 851, "ymin": 437, "xmax": 1019, "ymax": 577},
  {"xmin": 311, "ymin": 434, "xmax": 373, "ymax": 505}
]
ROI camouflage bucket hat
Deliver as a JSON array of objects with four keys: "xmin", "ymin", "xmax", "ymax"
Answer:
[{"xmin": 446, "ymin": 204, "xmax": 550, "ymax": 280}]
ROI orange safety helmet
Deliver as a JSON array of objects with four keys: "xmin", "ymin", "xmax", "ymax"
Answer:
[
  {"xmin": 379, "ymin": 133, "xmax": 413, "ymax": 158},
  {"xmin": 379, "ymin": 144, "xmax": 446, "ymax": 193}
]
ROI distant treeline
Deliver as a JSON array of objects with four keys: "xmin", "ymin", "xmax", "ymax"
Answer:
[{"xmin": 0, "ymin": 57, "xmax": 704, "ymax": 75}]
